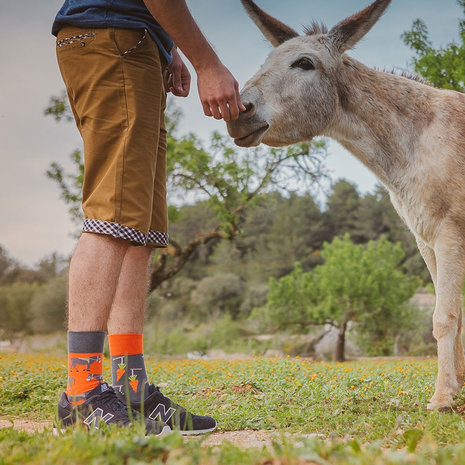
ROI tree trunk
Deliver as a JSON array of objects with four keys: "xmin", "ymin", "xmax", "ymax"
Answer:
[
  {"xmin": 334, "ymin": 320, "xmax": 348, "ymax": 362},
  {"xmin": 149, "ymin": 229, "xmax": 226, "ymax": 292}
]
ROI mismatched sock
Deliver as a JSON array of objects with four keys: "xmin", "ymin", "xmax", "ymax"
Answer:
[
  {"xmin": 108, "ymin": 333, "xmax": 149, "ymax": 403},
  {"xmin": 66, "ymin": 331, "xmax": 105, "ymax": 405}
]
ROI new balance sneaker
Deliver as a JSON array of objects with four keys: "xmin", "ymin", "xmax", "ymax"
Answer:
[
  {"xmin": 54, "ymin": 383, "xmax": 171, "ymax": 436},
  {"xmin": 124, "ymin": 384, "xmax": 217, "ymax": 435}
]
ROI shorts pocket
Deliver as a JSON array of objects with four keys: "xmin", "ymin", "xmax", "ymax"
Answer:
[
  {"xmin": 113, "ymin": 29, "xmax": 147, "ymax": 56},
  {"xmin": 56, "ymin": 31, "xmax": 95, "ymax": 51}
]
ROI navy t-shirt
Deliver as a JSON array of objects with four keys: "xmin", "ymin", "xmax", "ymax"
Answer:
[{"xmin": 52, "ymin": 0, "xmax": 173, "ymax": 63}]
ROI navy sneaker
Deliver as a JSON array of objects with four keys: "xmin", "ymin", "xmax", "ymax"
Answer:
[
  {"xmin": 125, "ymin": 384, "xmax": 217, "ymax": 435},
  {"xmin": 54, "ymin": 383, "xmax": 171, "ymax": 436}
]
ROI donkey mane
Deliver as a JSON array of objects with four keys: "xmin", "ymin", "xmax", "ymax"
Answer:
[
  {"xmin": 383, "ymin": 68, "xmax": 434, "ymax": 87},
  {"xmin": 303, "ymin": 21, "xmax": 328, "ymax": 36}
]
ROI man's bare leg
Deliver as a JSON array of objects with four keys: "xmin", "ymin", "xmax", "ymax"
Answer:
[
  {"xmin": 107, "ymin": 246, "xmax": 153, "ymax": 400},
  {"xmin": 107, "ymin": 246, "xmax": 153, "ymax": 334},
  {"xmin": 68, "ymin": 233, "xmax": 130, "ymax": 331},
  {"xmin": 65, "ymin": 232, "xmax": 129, "ymax": 403}
]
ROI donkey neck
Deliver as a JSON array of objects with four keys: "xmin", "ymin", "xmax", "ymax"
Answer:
[{"xmin": 326, "ymin": 55, "xmax": 435, "ymax": 190}]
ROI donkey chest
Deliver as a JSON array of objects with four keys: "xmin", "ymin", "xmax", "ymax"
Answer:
[{"xmin": 388, "ymin": 189, "xmax": 445, "ymax": 246}]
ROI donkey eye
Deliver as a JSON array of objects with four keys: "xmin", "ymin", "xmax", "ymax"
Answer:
[{"xmin": 291, "ymin": 57, "xmax": 315, "ymax": 71}]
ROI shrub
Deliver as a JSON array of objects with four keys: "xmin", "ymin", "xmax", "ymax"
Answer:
[
  {"xmin": 0, "ymin": 282, "xmax": 37, "ymax": 334},
  {"xmin": 29, "ymin": 274, "xmax": 67, "ymax": 333}
]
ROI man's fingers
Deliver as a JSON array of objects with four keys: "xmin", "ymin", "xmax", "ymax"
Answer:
[
  {"xmin": 210, "ymin": 103, "xmax": 222, "ymax": 120},
  {"xmin": 172, "ymin": 67, "xmax": 183, "ymax": 94},
  {"xmin": 235, "ymin": 81, "xmax": 247, "ymax": 112},
  {"xmin": 202, "ymin": 101, "xmax": 213, "ymax": 117},
  {"xmin": 219, "ymin": 100, "xmax": 231, "ymax": 122},
  {"xmin": 164, "ymin": 70, "xmax": 173, "ymax": 93},
  {"xmin": 182, "ymin": 69, "xmax": 191, "ymax": 96},
  {"xmin": 228, "ymin": 94, "xmax": 240, "ymax": 120}
]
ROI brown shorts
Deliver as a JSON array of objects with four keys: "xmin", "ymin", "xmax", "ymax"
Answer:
[{"xmin": 56, "ymin": 26, "xmax": 168, "ymax": 247}]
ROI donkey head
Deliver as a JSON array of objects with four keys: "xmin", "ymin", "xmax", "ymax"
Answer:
[{"xmin": 227, "ymin": 0, "xmax": 391, "ymax": 147}]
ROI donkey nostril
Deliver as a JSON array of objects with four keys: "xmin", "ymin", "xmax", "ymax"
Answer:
[{"xmin": 242, "ymin": 102, "xmax": 255, "ymax": 116}]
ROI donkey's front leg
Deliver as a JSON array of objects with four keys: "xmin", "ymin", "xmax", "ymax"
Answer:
[
  {"xmin": 427, "ymin": 232, "xmax": 465, "ymax": 410},
  {"xmin": 454, "ymin": 309, "xmax": 465, "ymax": 388},
  {"xmin": 416, "ymin": 238, "xmax": 465, "ymax": 387}
]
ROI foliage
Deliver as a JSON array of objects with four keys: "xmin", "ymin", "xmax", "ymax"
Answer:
[
  {"xmin": 29, "ymin": 274, "xmax": 67, "ymax": 334},
  {"xmin": 4, "ymin": 354, "xmax": 465, "ymax": 462},
  {"xmin": 323, "ymin": 179, "xmax": 360, "ymax": 237},
  {"xmin": 0, "ymin": 282, "xmax": 37, "ymax": 334},
  {"xmin": 0, "ymin": 177, "xmax": 428, "ymax": 347},
  {"xmin": 4, "ymin": 428, "xmax": 465, "ymax": 465},
  {"xmin": 402, "ymin": 1, "xmax": 465, "ymax": 92},
  {"xmin": 190, "ymin": 273, "xmax": 245, "ymax": 320},
  {"xmin": 258, "ymin": 235, "xmax": 420, "ymax": 360},
  {"xmin": 0, "ymin": 248, "xmax": 66, "ymax": 286},
  {"xmin": 46, "ymin": 150, "xmax": 84, "ymax": 230}
]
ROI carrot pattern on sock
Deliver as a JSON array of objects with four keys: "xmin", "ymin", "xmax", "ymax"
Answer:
[
  {"xmin": 129, "ymin": 375, "xmax": 139, "ymax": 393},
  {"xmin": 109, "ymin": 333, "xmax": 149, "ymax": 403},
  {"xmin": 116, "ymin": 363, "xmax": 126, "ymax": 382}
]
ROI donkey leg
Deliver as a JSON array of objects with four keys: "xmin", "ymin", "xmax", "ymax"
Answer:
[
  {"xmin": 454, "ymin": 309, "xmax": 465, "ymax": 388},
  {"xmin": 416, "ymin": 238, "xmax": 437, "ymax": 287},
  {"xmin": 427, "ymin": 230, "xmax": 465, "ymax": 410},
  {"xmin": 417, "ymin": 237, "xmax": 465, "ymax": 390}
]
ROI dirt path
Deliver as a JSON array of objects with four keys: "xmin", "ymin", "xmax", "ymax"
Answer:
[{"xmin": 0, "ymin": 419, "xmax": 324, "ymax": 448}]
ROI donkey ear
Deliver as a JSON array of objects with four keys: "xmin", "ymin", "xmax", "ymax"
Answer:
[
  {"xmin": 328, "ymin": 0, "xmax": 391, "ymax": 52},
  {"xmin": 241, "ymin": 0, "xmax": 298, "ymax": 47}
]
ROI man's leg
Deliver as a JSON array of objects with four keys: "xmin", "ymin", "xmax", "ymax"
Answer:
[
  {"xmin": 108, "ymin": 246, "xmax": 152, "ymax": 401},
  {"xmin": 66, "ymin": 233, "xmax": 129, "ymax": 404},
  {"xmin": 107, "ymin": 247, "xmax": 217, "ymax": 434},
  {"xmin": 69, "ymin": 234, "xmax": 130, "ymax": 331},
  {"xmin": 107, "ymin": 246, "xmax": 152, "ymax": 334}
]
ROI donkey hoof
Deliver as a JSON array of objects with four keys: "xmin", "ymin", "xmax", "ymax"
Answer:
[{"xmin": 427, "ymin": 395, "xmax": 454, "ymax": 411}]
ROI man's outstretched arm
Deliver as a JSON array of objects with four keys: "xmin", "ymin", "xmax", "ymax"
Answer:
[{"xmin": 143, "ymin": 0, "xmax": 246, "ymax": 121}]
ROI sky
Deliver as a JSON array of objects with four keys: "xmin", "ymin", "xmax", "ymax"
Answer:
[{"xmin": 0, "ymin": 0, "xmax": 463, "ymax": 267}]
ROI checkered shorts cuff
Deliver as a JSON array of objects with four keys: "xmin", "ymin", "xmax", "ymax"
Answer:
[
  {"xmin": 147, "ymin": 230, "xmax": 169, "ymax": 247},
  {"xmin": 83, "ymin": 219, "xmax": 147, "ymax": 245}
]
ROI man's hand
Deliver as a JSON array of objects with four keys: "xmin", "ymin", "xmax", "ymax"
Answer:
[
  {"xmin": 143, "ymin": 0, "xmax": 246, "ymax": 121},
  {"xmin": 197, "ymin": 61, "xmax": 246, "ymax": 122},
  {"xmin": 164, "ymin": 47, "xmax": 191, "ymax": 97}
]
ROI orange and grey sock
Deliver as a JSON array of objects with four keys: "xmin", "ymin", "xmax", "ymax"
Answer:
[
  {"xmin": 66, "ymin": 331, "xmax": 105, "ymax": 405},
  {"xmin": 108, "ymin": 333, "xmax": 149, "ymax": 403}
]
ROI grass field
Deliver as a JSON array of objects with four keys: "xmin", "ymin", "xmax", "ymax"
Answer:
[{"xmin": 2, "ymin": 353, "xmax": 465, "ymax": 464}]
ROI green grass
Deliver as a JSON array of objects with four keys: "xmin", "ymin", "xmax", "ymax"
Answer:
[{"xmin": 2, "ymin": 353, "xmax": 465, "ymax": 464}]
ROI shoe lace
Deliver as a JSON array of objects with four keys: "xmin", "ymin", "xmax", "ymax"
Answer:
[
  {"xmin": 97, "ymin": 388, "xmax": 129, "ymax": 417},
  {"xmin": 154, "ymin": 386, "xmax": 185, "ymax": 414}
]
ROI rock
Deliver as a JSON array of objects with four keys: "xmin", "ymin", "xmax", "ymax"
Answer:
[{"xmin": 264, "ymin": 349, "xmax": 285, "ymax": 358}]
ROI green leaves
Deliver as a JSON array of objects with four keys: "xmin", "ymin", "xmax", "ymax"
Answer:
[
  {"xmin": 261, "ymin": 235, "xmax": 420, "ymax": 359},
  {"xmin": 402, "ymin": 12, "xmax": 465, "ymax": 92}
]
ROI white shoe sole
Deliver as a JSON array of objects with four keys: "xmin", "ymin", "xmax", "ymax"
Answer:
[
  {"xmin": 178, "ymin": 424, "xmax": 217, "ymax": 435},
  {"xmin": 53, "ymin": 425, "xmax": 172, "ymax": 437}
]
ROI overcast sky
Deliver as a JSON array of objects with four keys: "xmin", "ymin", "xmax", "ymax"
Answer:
[{"xmin": 0, "ymin": 0, "xmax": 463, "ymax": 266}]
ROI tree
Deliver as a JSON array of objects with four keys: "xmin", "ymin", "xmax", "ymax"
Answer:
[
  {"xmin": 0, "ymin": 282, "xmax": 37, "ymax": 335},
  {"xmin": 0, "ymin": 246, "xmax": 15, "ymax": 284},
  {"xmin": 323, "ymin": 180, "xmax": 361, "ymax": 239},
  {"xmin": 190, "ymin": 273, "xmax": 246, "ymax": 320},
  {"xmin": 45, "ymin": 95, "xmax": 328, "ymax": 293},
  {"xmin": 30, "ymin": 274, "xmax": 67, "ymax": 333},
  {"xmin": 260, "ymin": 235, "xmax": 419, "ymax": 361},
  {"xmin": 402, "ymin": 1, "xmax": 465, "ymax": 92}
]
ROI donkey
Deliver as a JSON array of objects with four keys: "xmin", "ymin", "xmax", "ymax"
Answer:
[{"xmin": 227, "ymin": 0, "xmax": 465, "ymax": 410}]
